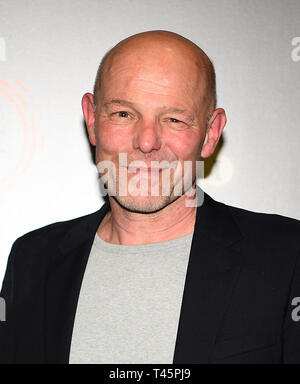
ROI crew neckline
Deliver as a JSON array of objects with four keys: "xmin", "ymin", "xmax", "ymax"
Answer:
[{"xmin": 93, "ymin": 231, "xmax": 194, "ymax": 254}]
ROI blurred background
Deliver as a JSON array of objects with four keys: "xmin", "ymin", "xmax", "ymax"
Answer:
[{"xmin": 0, "ymin": 0, "xmax": 299, "ymax": 283}]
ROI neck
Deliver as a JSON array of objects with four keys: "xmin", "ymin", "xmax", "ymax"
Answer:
[{"xmin": 97, "ymin": 187, "xmax": 198, "ymax": 245}]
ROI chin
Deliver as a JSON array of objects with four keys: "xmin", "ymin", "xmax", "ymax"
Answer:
[{"xmin": 112, "ymin": 194, "xmax": 176, "ymax": 214}]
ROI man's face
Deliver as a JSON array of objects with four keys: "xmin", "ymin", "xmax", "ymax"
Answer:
[{"xmin": 88, "ymin": 43, "xmax": 210, "ymax": 213}]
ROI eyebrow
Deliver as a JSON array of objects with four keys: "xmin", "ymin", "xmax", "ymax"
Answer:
[
  {"xmin": 103, "ymin": 99, "xmax": 195, "ymax": 121},
  {"xmin": 104, "ymin": 99, "xmax": 137, "ymax": 109}
]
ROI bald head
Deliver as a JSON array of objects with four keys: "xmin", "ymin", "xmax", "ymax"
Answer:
[{"xmin": 93, "ymin": 30, "xmax": 216, "ymax": 118}]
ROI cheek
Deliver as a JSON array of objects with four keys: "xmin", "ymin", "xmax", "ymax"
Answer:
[
  {"xmin": 95, "ymin": 121, "xmax": 132, "ymax": 155},
  {"xmin": 167, "ymin": 131, "xmax": 202, "ymax": 160}
]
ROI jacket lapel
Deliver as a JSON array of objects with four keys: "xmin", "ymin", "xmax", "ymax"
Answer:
[
  {"xmin": 173, "ymin": 192, "xmax": 243, "ymax": 363},
  {"xmin": 45, "ymin": 201, "xmax": 111, "ymax": 363}
]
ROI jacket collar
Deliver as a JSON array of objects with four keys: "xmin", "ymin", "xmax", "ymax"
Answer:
[
  {"xmin": 59, "ymin": 199, "xmax": 110, "ymax": 255},
  {"xmin": 59, "ymin": 186, "xmax": 243, "ymax": 254},
  {"xmin": 193, "ymin": 188, "xmax": 242, "ymax": 247}
]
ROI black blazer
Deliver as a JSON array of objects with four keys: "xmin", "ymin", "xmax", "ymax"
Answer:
[{"xmin": 0, "ymin": 192, "xmax": 300, "ymax": 364}]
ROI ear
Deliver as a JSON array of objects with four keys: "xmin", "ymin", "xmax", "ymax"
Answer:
[
  {"xmin": 200, "ymin": 108, "xmax": 227, "ymax": 158},
  {"xmin": 82, "ymin": 92, "xmax": 96, "ymax": 146}
]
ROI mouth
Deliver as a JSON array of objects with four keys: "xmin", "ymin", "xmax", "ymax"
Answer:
[{"xmin": 127, "ymin": 166, "xmax": 167, "ymax": 174}]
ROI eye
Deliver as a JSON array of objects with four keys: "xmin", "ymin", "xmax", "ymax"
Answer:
[
  {"xmin": 168, "ymin": 117, "xmax": 181, "ymax": 123},
  {"xmin": 108, "ymin": 110, "xmax": 134, "ymax": 125},
  {"xmin": 164, "ymin": 117, "xmax": 189, "ymax": 130},
  {"xmin": 115, "ymin": 111, "xmax": 129, "ymax": 118},
  {"xmin": 167, "ymin": 117, "xmax": 187, "ymax": 126}
]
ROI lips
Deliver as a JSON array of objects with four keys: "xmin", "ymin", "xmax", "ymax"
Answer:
[{"xmin": 127, "ymin": 166, "xmax": 165, "ymax": 173}]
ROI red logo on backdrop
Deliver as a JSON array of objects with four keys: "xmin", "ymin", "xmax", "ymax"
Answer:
[{"xmin": 0, "ymin": 79, "xmax": 44, "ymax": 193}]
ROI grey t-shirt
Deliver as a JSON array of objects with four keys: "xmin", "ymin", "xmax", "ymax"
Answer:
[{"xmin": 69, "ymin": 230, "xmax": 193, "ymax": 364}]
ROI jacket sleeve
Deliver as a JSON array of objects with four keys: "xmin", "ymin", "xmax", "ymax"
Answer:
[
  {"xmin": 0, "ymin": 240, "xmax": 18, "ymax": 364},
  {"xmin": 282, "ymin": 250, "xmax": 300, "ymax": 363}
]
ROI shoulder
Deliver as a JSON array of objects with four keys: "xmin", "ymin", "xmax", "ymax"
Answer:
[
  {"xmin": 226, "ymin": 202, "xmax": 300, "ymax": 247},
  {"xmin": 201, "ymin": 192, "xmax": 300, "ymax": 267},
  {"xmin": 210, "ymin": 198, "xmax": 300, "ymax": 292},
  {"xmin": 13, "ymin": 209, "xmax": 101, "ymax": 252},
  {"xmin": 202, "ymin": 192, "xmax": 299, "ymax": 240},
  {"xmin": 5, "ymin": 207, "xmax": 105, "ymax": 280},
  {"xmin": 1, "ymin": 208, "xmax": 106, "ymax": 295},
  {"xmin": 216, "ymin": 200, "xmax": 300, "ymax": 272}
]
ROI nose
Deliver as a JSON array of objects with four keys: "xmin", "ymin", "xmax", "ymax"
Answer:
[{"xmin": 132, "ymin": 119, "xmax": 162, "ymax": 154}]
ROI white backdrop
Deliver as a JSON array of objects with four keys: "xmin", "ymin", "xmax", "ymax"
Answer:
[{"xmin": 0, "ymin": 0, "xmax": 300, "ymax": 284}]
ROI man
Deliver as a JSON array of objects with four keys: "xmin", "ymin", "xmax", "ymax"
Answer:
[{"xmin": 0, "ymin": 30, "xmax": 299, "ymax": 364}]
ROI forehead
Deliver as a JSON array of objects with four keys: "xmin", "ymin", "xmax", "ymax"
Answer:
[{"xmin": 99, "ymin": 42, "xmax": 207, "ymax": 110}]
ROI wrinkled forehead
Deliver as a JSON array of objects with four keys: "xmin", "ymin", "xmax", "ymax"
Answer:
[{"xmin": 100, "ymin": 39, "xmax": 207, "ymax": 104}]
